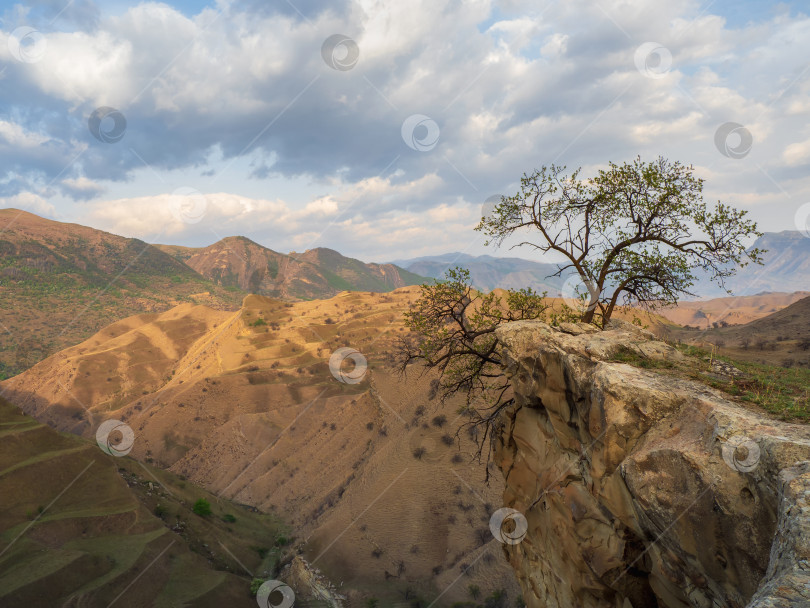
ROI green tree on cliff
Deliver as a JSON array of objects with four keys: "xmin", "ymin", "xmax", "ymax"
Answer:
[
  {"xmin": 478, "ymin": 156, "xmax": 763, "ymax": 324},
  {"xmin": 398, "ymin": 157, "xmax": 762, "ymax": 458}
]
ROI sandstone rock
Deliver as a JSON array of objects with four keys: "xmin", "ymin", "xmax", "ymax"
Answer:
[{"xmin": 493, "ymin": 320, "xmax": 810, "ymax": 608}]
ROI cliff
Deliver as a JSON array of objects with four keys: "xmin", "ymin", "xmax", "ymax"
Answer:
[{"xmin": 492, "ymin": 320, "xmax": 810, "ymax": 608}]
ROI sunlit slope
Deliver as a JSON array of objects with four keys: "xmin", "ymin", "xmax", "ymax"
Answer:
[{"xmin": 2, "ymin": 287, "xmax": 521, "ymax": 603}]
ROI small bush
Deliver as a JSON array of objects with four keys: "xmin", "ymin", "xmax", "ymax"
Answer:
[
  {"xmin": 222, "ymin": 513, "xmax": 236, "ymax": 523},
  {"xmin": 192, "ymin": 498, "xmax": 212, "ymax": 517}
]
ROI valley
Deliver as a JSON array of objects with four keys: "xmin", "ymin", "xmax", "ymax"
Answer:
[{"xmin": 1, "ymin": 287, "xmax": 521, "ymax": 605}]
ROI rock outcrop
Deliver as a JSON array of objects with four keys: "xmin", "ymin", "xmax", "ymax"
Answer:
[{"xmin": 492, "ymin": 320, "xmax": 810, "ymax": 608}]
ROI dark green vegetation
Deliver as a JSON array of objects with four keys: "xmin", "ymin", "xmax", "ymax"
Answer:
[
  {"xmin": 609, "ymin": 343, "xmax": 809, "ymax": 422},
  {"xmin": 0, "ymin": 397, "xmax": 288, "ymax": 605},
  {"xmin": 477, "ymin": 156, "xmax": 763, "ymax": 325}
]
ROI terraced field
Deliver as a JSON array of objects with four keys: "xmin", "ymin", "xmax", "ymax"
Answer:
[{"xmin": 0, "ymin": 398, "xmax": 286, "ymax": 606}]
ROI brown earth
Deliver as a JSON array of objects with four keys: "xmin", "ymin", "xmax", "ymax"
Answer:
[
  {"xmin": 658, "ymin": 291, "xmax": 810, "ymax": 329},
  {"xmin": 0, "ymin": 208, "xmax": 244, "ymax": 379},
  {"xmin": 0, "ymin": 397, "xmax": 287, "ymax": 606},
  {"xmin": 668, "ymin": 295, "xmax": 810, "ymax": 368},
  {"xmin": 158, "ymin": 237, "xmax": 425, "ymax": 301},
  {"xmin": 1, "ymin": 287, "xmax": 521, "ymax": 606}
]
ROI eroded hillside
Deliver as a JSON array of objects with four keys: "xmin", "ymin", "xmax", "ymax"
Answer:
[{"xmin": 1, "ymin": 287, "xmax": 521, "ymax": 605}]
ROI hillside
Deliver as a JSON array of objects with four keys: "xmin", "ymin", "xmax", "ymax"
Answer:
[
  {"xmin": 1, "ymin": 289, "xmax": 522, "ymax": 605},
  {"xmin": 658, "ymin": 291, "xmax": 810, "ymax": 328},
  {"xmin": 0, "ymin": 209, "xmax": 244, "ymax": 379},
  {"xmin": 0, "ymin": 397, "xmax": 288, "ymax": 606},
  {"xmin": 688, "ymin": 230, "xmax": 810, "ymax": 296},
  {"xmin": 159, "ymin": 237, "xmax": 425, "ymax": 301},
  {"xmin": 670, "ymin": 295, "xmax": 810, "ymax": 367}
]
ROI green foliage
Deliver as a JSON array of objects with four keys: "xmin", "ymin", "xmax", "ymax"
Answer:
[
  {"xmin": 402, "ymin": 267, "xmax": 547, "ymax": 408},
  {"xmin": 483, "ymin": 589, "xmax": 508, "ymax": 608},
  {"xmin": 250, "ymin": 317, "xmax": 268, "ymax": 327},
  {"xmin": 366, "ymin": 599, "xmax": 379, "ymax": 608},
  {"xmin": 222, "ymin": 513, "xmax": 237, "ymax": 523},
  {"xmin": 154, "ymin": 504, "xmax": 168, "ymax": 518},
  {"xmin": 249, "ymin": 578, "xmax": 265, "ymax": 596},
  {"xmin": 192, "ymin": 498, "xmax": 212, "ymax": 517},
  {"xmin": 467, "ymin": 584, "xmax": 481, "ymax": 599},
  {"xmin": 399, "ymin": 267, "xmax": 549, "ymax": 460},
  {"xmin": 477, "ymin": 156, "xmax": 763, "ymax": 325}
]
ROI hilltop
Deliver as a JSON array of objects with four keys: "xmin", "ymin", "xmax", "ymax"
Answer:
[
  {"xmin": 158, "ymin": 237, "xmax": 424, "ymax": 301},
  {"xmin": 0, "ymin": 210, "xmax": 425, "ymax": 379}
]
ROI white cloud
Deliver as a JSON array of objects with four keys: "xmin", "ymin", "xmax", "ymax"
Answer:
[{"xmin": 2, "ymin": 0, "xmax": 810, "ymax": 258}]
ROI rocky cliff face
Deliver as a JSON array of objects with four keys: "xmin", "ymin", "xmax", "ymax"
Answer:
[{"xmin": 492, "ymin": 320, "xmax": 810, "ymax": 608}]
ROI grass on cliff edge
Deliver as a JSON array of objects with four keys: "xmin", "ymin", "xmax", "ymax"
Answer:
[{"xmin": 609, "ymin": 343, "xmax": 809, "ymax": 423}]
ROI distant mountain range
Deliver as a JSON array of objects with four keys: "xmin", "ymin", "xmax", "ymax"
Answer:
[
  {"xmin": 393, "ymin": 231, "xmax": 810, "ymax": 298},
  {"xmin": 391, "ymin": 252, "xmax": 568, "ymax": 294}
]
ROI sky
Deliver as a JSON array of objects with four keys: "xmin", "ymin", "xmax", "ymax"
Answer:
[{"xmin": 1, "ymin": 0, "xmax": 809, "ymax": 263}]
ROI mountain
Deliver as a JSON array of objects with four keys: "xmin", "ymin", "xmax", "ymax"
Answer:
[
  {"xmin": 1, "ymin": 289, "xmax": 521, "ymax": 604},
  {"xmin": 392, "ymin": 252, "xmax": 567, "ymax": 294},
  {"xmin": 0, "ymin": 397, "xmax": 288, "ymax": 606},
  {"xmin": 159, "ymin": 237, "xmax": 426, "ymax": 301},
  {"xmin": 686, "ymin": 231, "xmax": 810, "ymax": 296},
  {"xmin": 0, "ymin": 209, "xmax": 243, "ymax": 379},
  {"xmin": 395, "ymin": 231, "xmax": 810, "ymax": 298}
]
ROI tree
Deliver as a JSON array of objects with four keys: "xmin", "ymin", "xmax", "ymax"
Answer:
[
  {"xmin": 476, "ymin": 157, "xmax": 764, "ymax": 325},
  {"xmin": 397, "ymin": 268, "xmax": 549, "ymax": 462},
  {"xmin": 192, "ymin": 498, "xmax": 212, "ymax": 517}
]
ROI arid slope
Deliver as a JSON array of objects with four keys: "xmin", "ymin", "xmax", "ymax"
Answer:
[
  {"xmin": 1, "ymin": 288, "xmax": 520, "ymax": 605},
  {"xmin": 0, "ymin": 209, "xmax": 243, "ymax": 379}
]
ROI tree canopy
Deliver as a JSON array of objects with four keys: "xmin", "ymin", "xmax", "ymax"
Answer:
[{"xmin": 477, "ymin": 156, "xmax": 763, "ymax": 324}]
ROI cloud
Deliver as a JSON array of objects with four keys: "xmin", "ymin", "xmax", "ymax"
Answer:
[{"xmin": 0, "ymin": 0, "xmax": 809, "ymax": 258}]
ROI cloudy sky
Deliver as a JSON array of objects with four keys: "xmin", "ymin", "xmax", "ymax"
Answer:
[{"xmin": 1, "ymin": 0, "xmax": 809, "ymax": 262}]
